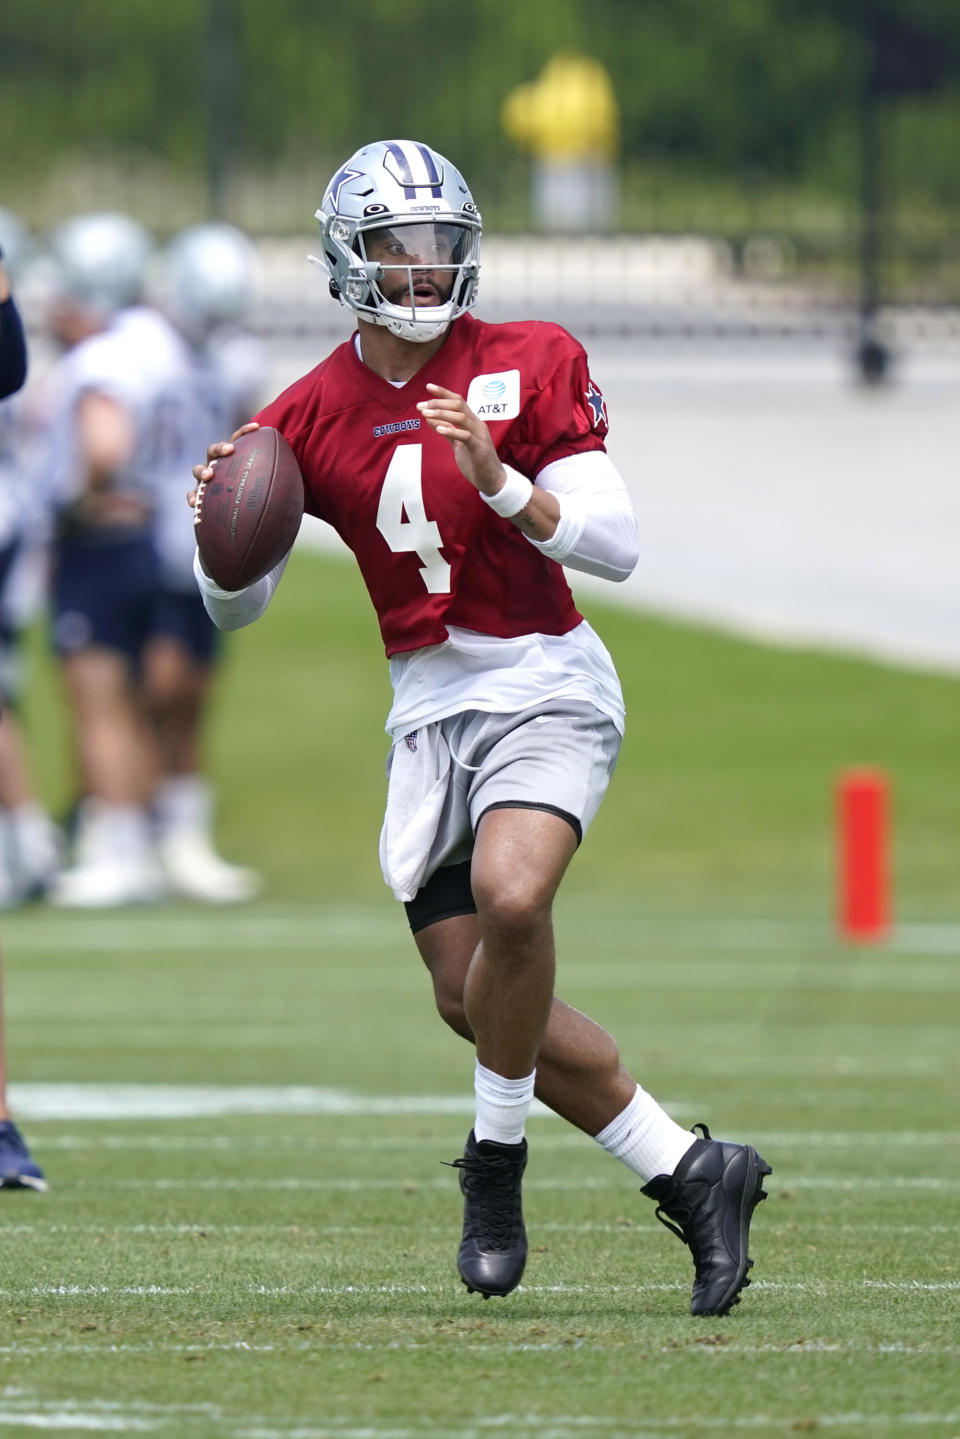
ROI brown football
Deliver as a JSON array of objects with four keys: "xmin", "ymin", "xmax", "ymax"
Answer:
[{"xmin": 194, "ymin": 426, "xmax": 304, "ymax": 591}]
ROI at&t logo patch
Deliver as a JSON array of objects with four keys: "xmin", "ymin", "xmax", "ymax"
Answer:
[{"xmin": 466, "ymin": 369, "xmax": 521, "ymax": 420}]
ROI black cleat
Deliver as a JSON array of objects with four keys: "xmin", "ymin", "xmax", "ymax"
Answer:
[
  {"xmin": 446, "ymin": 1129, "xmax": 528, "ymax": 1298},
  {"xmin": 642, "ymin": 1123, "xmax": 771, "ymax": 1317}
]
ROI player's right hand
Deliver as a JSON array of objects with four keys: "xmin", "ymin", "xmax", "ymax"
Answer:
[{"xmin": 187, "ymin": 422, "xmax": 260, "ymax": 509}]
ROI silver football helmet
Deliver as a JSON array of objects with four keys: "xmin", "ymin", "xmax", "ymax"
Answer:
[
  {"xmin": 47, "ymin": 212, "xmax": 152, "ymax": 315},
  {"xmin": 0, "ymin": 207, "xmax": 31, "ymax": 277},
  {"xmin": 164, "ymin": 222, "xmax": 261, "ymax": 341},
  {"xmin": 314, "ymin": 139, "xmax": 481, "ymax": 342}
]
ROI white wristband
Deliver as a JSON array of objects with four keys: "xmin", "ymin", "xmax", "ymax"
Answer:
[{"xmin": 480, "ymin": 465, "xmax": 534, "ymax": 518}]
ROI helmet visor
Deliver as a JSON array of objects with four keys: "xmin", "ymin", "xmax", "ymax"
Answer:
[
  {"xmin": 358, "ymin": 221, "xmax": 476, "ymax": 310},
  {"xmin": 359, "ymin": 221, "xmax": 473, "ymax": 269}
]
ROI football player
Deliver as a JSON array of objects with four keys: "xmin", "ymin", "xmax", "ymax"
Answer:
[
  {"xmin": 190, "ymin": 139, "xmax": 770, "ymax": 1316},
  {"xmin": 145, "ymin": 222, "xmax": 264, "ymax": 903},
  {"xmin": 0, "ymin": 219, "xmax": 48, "ymax": 1189},
  {"xmin": 0, "ymin": 209, "xmax": 62, "ymax": 908},
  {"xmin": 0, "ymin": 227, "xmax": 27, "ymax": 401},
  {"xmin": 41, "ymin": 213, "xmax": 174, "ymax": 906}
]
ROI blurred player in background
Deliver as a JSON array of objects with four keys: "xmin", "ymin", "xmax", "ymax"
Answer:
[
  {"xmin": 0, "ymin": 208, "xmax": 62, "ymax": 908},
  {"xmin": 143, "ymin": 222, "xmax": 263, "ymax": 903},
  {"xmin": 0, "ymin": 226, "xmax": 26, "ymax": 400},
  {"xmin": 42, "ymin": 212, "xmax": 171, "ymax": 906},
  {"xmin": 191, "ymin": 140, "xmax": 770, "ymax": 1316},
  {"xmin": 0, "ymin": 216, "xmax": 48, "ymax": 1189},
  {"xmin": 43, "ymin": 212, "xmax": 259, "ymax": 906}
]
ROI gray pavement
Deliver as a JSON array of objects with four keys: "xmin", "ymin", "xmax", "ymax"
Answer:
[
  {"xmin": 585, "ymin": 344, "xmax": 960, "ymax": 673},
  {"xmin": 280, "ymin": 332, "xmax": 960, "ymax": 675}
]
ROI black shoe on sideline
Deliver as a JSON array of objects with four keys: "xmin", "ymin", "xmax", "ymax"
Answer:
[
  {"xmin": 642, "ymin": 1123, "xmax": 771, "ymax": 1317},
  {"xmin": 447, "ymin": 1129, "xmax": 528, "ymax": 1298}
]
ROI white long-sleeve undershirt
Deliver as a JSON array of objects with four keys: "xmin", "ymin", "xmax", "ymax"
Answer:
[
  {"xmin": 193, "ymin": 546, "xmax": 290, "ymax": 630},
  {"xmin": 520, "ymin": 450, "xmax": 639, "ymax": 582},
  {"xmin": 193, "ymin": 447, "xmax": 639, "ymax": 630}
]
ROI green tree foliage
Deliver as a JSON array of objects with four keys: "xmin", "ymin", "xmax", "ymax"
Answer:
[
  {"xmin": 0, "ymin": 0, "xmax": 958, "ymax": 238},
  {"xmin": 0, "ymin": 0, "xmax": 205, "ymax": 168}
]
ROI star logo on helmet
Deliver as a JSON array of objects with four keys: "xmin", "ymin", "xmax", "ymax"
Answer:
[
  {"xmin": 585, "ymin": 380, "xmax": 607, "ymax": 429},
  {"xmin": 326, "ymin": 165, "xmax": 364, "ymax": 212}
]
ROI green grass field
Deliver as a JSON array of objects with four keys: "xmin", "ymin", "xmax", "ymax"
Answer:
[{"xmin": 1, "ymin": 549, "xmax": 957, "ymax": 1438}]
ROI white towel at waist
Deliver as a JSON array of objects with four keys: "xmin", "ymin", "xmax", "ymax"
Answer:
[{"xmin": 379, "ymin": 724, "xmax": 451, "ymax": 902}]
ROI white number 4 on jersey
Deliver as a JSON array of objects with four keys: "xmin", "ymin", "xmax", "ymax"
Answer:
[{"xmin": 376, "ymin": 444, "xmax": 451, "ymax": 594}]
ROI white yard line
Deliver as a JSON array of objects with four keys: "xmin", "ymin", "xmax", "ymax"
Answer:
[
  {"xmin": 7, "ymin": 1280, "xmax": 957, "ymax": 1299},
  {"xmin": 85, "ymin": 1174, "xmax": 957, "ymax": 1192},
  {"xmin": 9, "ymin": 1072, "xmax": 958, "ymax": 1124},
  {"xmin": 0, "ymin": 1406, "xmax": 958, "ymax": 1439},
  {"xmin": 238, "ymin": 1418, "xmax": 960, "ymax": 1437},
  {"xmin": 1, "ymin": 1339, "xmax": 958, "ymax": 1359},
  {"xmin": 20, "ymin": 1129, "xmax": 958, "ymax": 1151},
  {"xmin": 0, "ymin": 1384, "xmax": 957, "ymax": 1439},
  {"xmin": 0, "ymin": 1417, "xmax": 159, "ymax": 1432},
  {"xmin": 5, "ymin": 909, "xmax": 960, "ymax": 956},
  {"xmin": 2, "ymin": 1221, "xmax": 958, "ymax": 1240},
  {"xmin": 12, "ymin": 954, "xmax": 960, "ymax": 1014},
  {"xmin": 0, "ymin": 1396, "xmax": 229, "ymax": 1434},
  {"xmin": 0, "ymin": 912, "xmax": 399, "ymax": 953},
  {"xmin": 6, "ymin": 1084, "xmax": 531, "ymax": 1122}
]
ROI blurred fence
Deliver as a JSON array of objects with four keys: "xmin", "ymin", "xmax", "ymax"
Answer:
[{"xmin": 2, "ymin": 0, "xmax": 960, "ymax": 362}]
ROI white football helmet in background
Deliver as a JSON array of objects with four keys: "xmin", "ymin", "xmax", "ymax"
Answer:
[
  {"xmin": 47, "ymin": 212, "xmax": 152, "ymax": 315},
  {"xmin": 164, "ymin": 222, "xmax": 261, "ymax": 342},
  {"xmin": 0, "ymin": 207, "xmax": 31, "ymax": 278},
  {"xmin": 314, "ymin": 138, "xmax": 482, "ymax": 342}
]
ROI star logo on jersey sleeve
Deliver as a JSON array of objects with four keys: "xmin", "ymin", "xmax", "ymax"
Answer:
[{"xmin": 585, "ymin": 379, "xmax": 607, "ymax": 429}]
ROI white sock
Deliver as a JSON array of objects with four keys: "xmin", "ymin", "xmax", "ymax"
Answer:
[
  {"xmin": 473, "ymin": 1060, "xmax": 535, "ymax": 1146},
  {"xmin": 155, "ymin": 775, "xmax": 212, "ymax": 836},
  {"xmin": 0, "ymin": 812, "xmax": 15, "ymax": 897},
  {"xmin": 105, "ymin": 805, "xmax": 155, "ymax": 863},
  {"xmin": 8, "ymin": 803, "xmax": 61, "ymax": 877},
  {"xmin": 594, "ymin": 1085, "xmax": 697, "ymax": 1183},
  {"xmin": 76, "ymin": 801, "xmax": 154, "ymax": 866}
]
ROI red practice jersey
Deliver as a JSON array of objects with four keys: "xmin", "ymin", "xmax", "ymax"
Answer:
[{"xmin": 255, "ymin": 313, "xmax": 609, "ymax": 657}]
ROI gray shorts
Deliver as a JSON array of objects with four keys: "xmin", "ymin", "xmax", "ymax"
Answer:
[{"xmin": 386, "ymin": 699, "xmax": 621, "ymax": 899}]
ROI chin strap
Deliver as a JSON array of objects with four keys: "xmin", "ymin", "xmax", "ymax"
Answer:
[{"xmin": 383, "ymin": 317, "xmax": 449, "ymax": 343}]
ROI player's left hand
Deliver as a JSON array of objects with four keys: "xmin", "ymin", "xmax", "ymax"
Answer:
[{"xmin": 417, "ymin": 385, "xmax": 506, "ymax": 496}]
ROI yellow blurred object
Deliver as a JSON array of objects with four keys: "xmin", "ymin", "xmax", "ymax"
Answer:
[{"xmin": 502, "ymin": 52, "xmax": 619, "ymax": 162}]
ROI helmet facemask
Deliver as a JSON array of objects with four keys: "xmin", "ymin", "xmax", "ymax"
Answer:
[{"xmin": 316, "ymin": 212, "xmax": 480, "ymax": 342}]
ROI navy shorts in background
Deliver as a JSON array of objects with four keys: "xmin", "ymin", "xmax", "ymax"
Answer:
[
  {"xmin": 153, "ymin": 586, "xmax": 221, "ymax": 666},
  {"xmin": 52, "ymin": 532, "xmax": 222, "ymax": 669},
  {"xmin": 51, "ymin": 531, "xmax": 160, "ymax": 664},
  {"xmin": 0, "ymin": 537, "xmax": 22, "ymax": 704}
]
